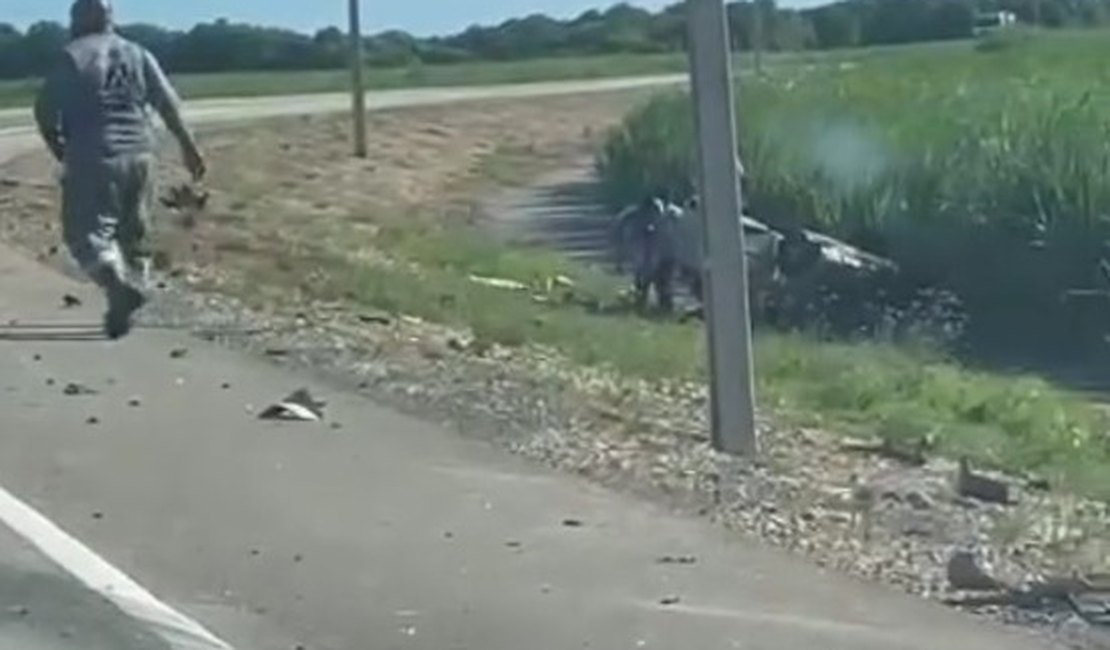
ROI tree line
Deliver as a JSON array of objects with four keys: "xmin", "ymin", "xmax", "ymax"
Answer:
[{"xmin": 1, "ymin": 0, "xmax": 1108, "ymax": 79}]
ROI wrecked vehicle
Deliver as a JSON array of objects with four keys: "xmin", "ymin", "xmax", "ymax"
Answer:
[
  {"xmin": 612, "ymin": 196, "xmax": 963, "ymax": 344},
  {"xmin": 617, "ymin": 195, "xmax": 897, "ymax": 320}
]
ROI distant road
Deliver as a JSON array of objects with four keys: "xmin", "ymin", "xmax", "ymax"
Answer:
[{"xmin": 0, "ymin": 74, "xmax": 686, "ymax": 165}]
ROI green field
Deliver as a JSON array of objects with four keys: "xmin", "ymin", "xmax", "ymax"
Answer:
[
  {"xmin": 0, "ymin": 53, "xmax": 693, "ymax": 110},
  {"xmin": 0, "ymin": 39, "xmax": 970, "ymax": 111}
]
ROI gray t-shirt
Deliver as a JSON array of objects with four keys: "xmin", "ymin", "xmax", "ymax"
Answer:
[{"xmin": 34, "ymin": 32, "xmax": 183, "ymax": 164}]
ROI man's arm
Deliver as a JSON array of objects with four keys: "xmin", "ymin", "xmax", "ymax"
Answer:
[
  {"xmin": 142, "ymin": 48, "xmax": 205, "ymax": 179},
  {"xmin": 33, "ymin": 55, "xmax": 69, "ymax": 163}
]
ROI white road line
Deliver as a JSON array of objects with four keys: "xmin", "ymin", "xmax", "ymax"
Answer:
[{"xmin": 0, "ymin": 484, "xmax": 233, "ymax": 650}]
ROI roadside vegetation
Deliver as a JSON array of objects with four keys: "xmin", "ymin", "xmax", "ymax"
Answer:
[
  {"xmin": 0, "ymin": 53, "xmax": 688, "ymax": 110},
  {"xmin": 328, "ymin": 214, "xmax": 1110, "ymax": 500},
  {"xmin": 600, "ymin": 28, "xmax": 1110, "ymax": 359}
]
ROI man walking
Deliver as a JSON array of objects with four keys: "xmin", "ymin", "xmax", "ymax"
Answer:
[{"xmin": 34, "ymin": 0, "xmax": 206, "ymax": 339}]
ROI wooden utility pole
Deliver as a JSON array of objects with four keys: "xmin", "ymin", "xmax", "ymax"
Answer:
[{"xmin": 348, "ymin": 0, "xmax": 368, "ymax": 158}]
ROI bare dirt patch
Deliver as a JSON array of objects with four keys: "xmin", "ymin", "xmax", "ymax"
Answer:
[{"xmin": 0, "ymin": 89, "xmax": 649, "ymax": 296}]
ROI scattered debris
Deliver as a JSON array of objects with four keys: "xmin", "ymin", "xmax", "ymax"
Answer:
[
  {"xmin": 562, "ymin": 518, "xmax": 584, "ymax": 528},
  {"xmin": 61, "ymin": 294, "xmax": 82, "ymax": 309},
  {"xmin": 45, "ymin": 378, "xmax": 55, "ymax": 387},
  {"xmin": 840, "ymin": 436, "xmax": 932, "ymax": 466},
  {"xmin": 264, "ymin": 348, "xmax": 290, "ymax": 358},
  {"xmin": 85, "ymin": 416, "xmax": 99, "ymax": 425},
  {"xmin": 657, "ymin": 555, "xmax": 698, "ymax": 565},
  {"xmin": 221, "ymin": 382, "xmax": 232, "ymax": 390},
  {"xmin": 358, "ymin": 312, "xmax": 393, "ymax": 326},
  {"xmin": 128, "ymin": 397, "xmax": 142, "ymax": 408},
  {"xmin": 170, "ymin": 348, "xmax": 189, "ymax": 359},
  {"xmin": 956, "ymin": 458, "xmax": 1012, "ymax": 505},
  {"xmin": 293, "ymin": 554, "xmax": 304, "ymax": 563},
  {"xmin": 505, "ymin": 540, "xmax": 523, "ymax": 549},
  {"xmin": 6, "ymin": 605, "xmax": 29, "ymax": 617},
  {"xmin": 1026, "ymin": 475, "xmax": 1052, "ymax": 492},
  {"xmin": 947, "ymin": 550, "xmax": 1008, "ymax": 592},
  {"xmin": 31, "ymin": 354, "xmax": 41, "ymax": 362},
  {"xmin": 447, "ymin": 337, "xmax": 470, "ymax": 353},
  {"xmin": 659, "ymin": 595, "xmax": 682, "ymax": 606},
  {"xmin": 91, "ymin": 512, "xmax": 104, "ymax": 521},
  {"xmin": 63, "ymin": 382, "xmax": 98, "ymax": 396},
  {"xmin": 468, "ymin": 275, "xmax": 528, "ymax": 292},
  {"xmin": 904, "ymin": 491, "xmax": 934, "ymax": 511},
  {"xmin": 159, "ymin": 183, "xmax": 209, "ymax": 227},
  {"xmin": 258, "ymin": 388, "xmax": 326, "ymax": 422}
]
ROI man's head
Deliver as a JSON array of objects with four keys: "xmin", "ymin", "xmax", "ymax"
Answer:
[{"xmin": 70, "ymin": 0, "xmax": 113, "ymax": 38}]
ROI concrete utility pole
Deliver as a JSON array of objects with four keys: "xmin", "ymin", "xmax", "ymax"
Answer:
[
  {"xmin": 348, "ymin": 0, "xmax": 368, "ymax": 158},
  {"xmin": 686, "ymin": 0, "xmax": 759, "ymax": 456}
]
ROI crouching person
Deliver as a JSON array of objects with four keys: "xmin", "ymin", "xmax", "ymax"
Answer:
[{"xmin": 613, "ymin": 196, "xmax": 679, "ymax": 313}]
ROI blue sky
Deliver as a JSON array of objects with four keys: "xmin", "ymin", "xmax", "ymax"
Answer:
[{"xmin": 6, "ymin": 1, "xmax": 825, "ymax": 37}]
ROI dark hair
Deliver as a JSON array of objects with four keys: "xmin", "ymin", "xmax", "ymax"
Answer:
[{"xmin": 70, "ymin": 0, "xmax": 112, "ymax": 38}]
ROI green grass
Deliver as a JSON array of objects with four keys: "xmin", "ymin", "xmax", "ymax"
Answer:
[
  {"xmin": 0, "ymin": 39, "xmax": 972, "ymax": 111},
  {"xmin": 319, "ymin": 215, "xmax": 1110, "ymax": 500},
  {"xmin": 0, "ymin": 52, "xmax": 690, "ymax": 110}
]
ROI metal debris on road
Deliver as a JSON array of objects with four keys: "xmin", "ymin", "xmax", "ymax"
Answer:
[
  {"xmin": 63, "ymin": 382, "xmax": 98, "ymax": 396},
  {"xmin": 258, "ymin": 388, "xmax": 327, "ymax": 422},
  {"xmin": 657, "ymin": 555, "xmax": 697, "ymax": 565}
]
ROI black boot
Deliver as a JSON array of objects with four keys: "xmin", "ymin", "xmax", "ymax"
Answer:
[{"xmin": 95, "ymin": 266, "xmax": 147, "ymax": 340}]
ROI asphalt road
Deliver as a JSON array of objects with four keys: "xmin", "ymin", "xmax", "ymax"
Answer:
[{"xmin": 0, "ymin": 79, "xmax": 1066, "ymax": 650}]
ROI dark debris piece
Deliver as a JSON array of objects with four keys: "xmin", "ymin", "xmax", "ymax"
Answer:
[
  {"xmin": 64, "ymin": 383, "xmax": 98, "ymax": 396},
  {"xmin": 657, "ymin": 555, "xmax": 697, "ymax": 565}
]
